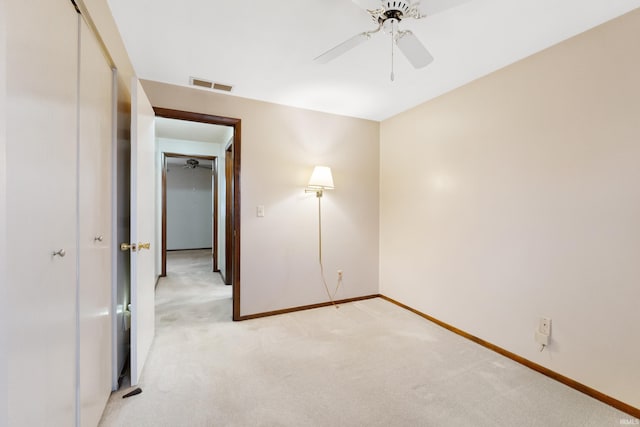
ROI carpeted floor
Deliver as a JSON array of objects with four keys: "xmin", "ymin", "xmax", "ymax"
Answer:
[{"xmin": 99, "ymin": 250, "xmax": 631, "ymax": 427}]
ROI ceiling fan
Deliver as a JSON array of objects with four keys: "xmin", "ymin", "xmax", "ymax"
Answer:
[
  {"xmin": 183, "ymin": 158, "xmax": 212, "ymax": 170},
  {"xmin": 314, "ymin": 0, "xmax": 433, "ymax": 80}
]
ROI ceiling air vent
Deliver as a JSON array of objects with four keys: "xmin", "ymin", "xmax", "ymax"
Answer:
[
  {"xmin": 212, "ymin": 83, "xmax": 233, "ymax": 92},
  {"xmin": 189, "ymin": 77, "xmax": 233, "ymax": 92},
  {"xmin": 190, "ymin": 77, "xmax": 213, "ymax": 89}
]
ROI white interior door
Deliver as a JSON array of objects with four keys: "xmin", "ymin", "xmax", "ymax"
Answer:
[
  {"xmin": 129, "ymin": 78, "xmax": 156, "ymax": 386},
  {"xmin": 112, "ymin": 74, "xmax": 131, "ymax": 391}
]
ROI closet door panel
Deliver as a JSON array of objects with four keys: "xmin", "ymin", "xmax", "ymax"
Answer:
[
  {"xmin": 78, "ymin": 17, "xmax": 113, "ymax": 427},
  {"xmin": 5, "ymin": 0, "xmax": 78, "ymax": 425}
]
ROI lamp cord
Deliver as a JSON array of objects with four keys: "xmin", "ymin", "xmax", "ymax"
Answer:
[
  {"xmin": 318, "ymin": 193, "xmax": 322, "ymax": 265},
  {"xmin": 317, "ymin": 195, "xmax": 342, "ymax": 308}
]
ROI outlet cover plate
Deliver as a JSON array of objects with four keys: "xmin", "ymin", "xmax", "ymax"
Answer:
[{"xmin": 539, "ymin": 317, "xmax": 552, "ymax": 335}]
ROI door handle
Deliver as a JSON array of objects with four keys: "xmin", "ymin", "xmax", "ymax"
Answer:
[
  {"xmin": 94, "ymin": 235, "xmax": 104, "ymax": 242},
  {"xmin": 52, "ymin": 249, "xmax": 66, "ymax": 258},
  {"xmin": 120, "ymin": 243, "xmax": 137, "ymax": 252},
  {"xmin": 138, "ymin": 242, "xmax": 151, "ymax": 250}
]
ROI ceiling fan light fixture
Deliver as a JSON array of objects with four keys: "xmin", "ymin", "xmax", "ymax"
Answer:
[{"xmin": 382, "ymin": 17, "xmax": 399, "ymax": 34}]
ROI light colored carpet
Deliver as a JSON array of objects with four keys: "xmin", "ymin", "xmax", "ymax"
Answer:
[{"xmin": 99, "ymin": 250, "xmax": 631, "ymax": 426}]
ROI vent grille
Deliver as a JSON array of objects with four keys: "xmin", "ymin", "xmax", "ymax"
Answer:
[
  {"xmin": 190, "ymin": 77, "xmax": 233, "ymax": 92},
  {"xmin": 190, "ymin": 77, "xmax": 213, "ymax": 88},
  {"xmin": 213, "ymin": 83, "xmax": 233, "ymax": 92}
]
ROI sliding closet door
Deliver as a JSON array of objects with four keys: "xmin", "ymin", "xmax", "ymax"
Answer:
[
  {"xmin": 78, "ymin": 17, "xmax": 113, "ymax": 427},
  {"xmin": 5, "ymin": 0, "xmax": 78, "ymax": 425}
]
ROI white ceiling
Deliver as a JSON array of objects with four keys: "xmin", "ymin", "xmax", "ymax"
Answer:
[
  {"xmin": 156, "ymin": 116, "xmax": 233, "ymax": 143},
  {"xmin": 107, "ymin": 0, "xmax": 640, "ymax": 121}
]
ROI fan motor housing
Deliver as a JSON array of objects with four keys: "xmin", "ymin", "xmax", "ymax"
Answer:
[
  {"xmin": 383, "ymin": 0, "xmax": 410, "ymax": 17},
  {"xmin": 378, "ymin": 0, "xmax": 411, "ymax": 27}
]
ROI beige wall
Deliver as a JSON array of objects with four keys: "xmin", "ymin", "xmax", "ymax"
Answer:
[
  {"xmin": 143, "ymin": 80, "xmax": 380, "ymax": 316},
  {"xmin": 0, "ymin": 0, "xmax": 8, "ymax": 423},
  {"xmin": 380, "ymin": 9, "xmax": 640, "ymax": 408}
]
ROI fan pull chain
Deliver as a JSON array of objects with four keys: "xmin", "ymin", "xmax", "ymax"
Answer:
[{"xmin": 390, "ymin": 20, "xmax": 395, "ymax": 82}]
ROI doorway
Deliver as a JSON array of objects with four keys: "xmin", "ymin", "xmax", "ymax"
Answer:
[
  {"xmin": 162, "ymin": 153, "xmax": 218, "ymax": 275},
  {"xmin": 153, "ymin": 107, "xmax": 241, "ymax": 321}
]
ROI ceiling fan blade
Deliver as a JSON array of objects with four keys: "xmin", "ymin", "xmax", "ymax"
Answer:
[
  {"xmin": 396, "ymin": 30, "xmax": 433, "ymax": 69},
  {"xmin": 314, "ymin": 32, "xmax": 371, "ymax": 64},
  {"xmin": 351, "ymin": 0, "xmax": 382, "ymax": 10}
]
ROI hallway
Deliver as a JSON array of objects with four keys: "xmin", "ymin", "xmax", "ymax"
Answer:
[{"xmin": 157, "ymin": 249, "xmax": 232, "ymax": 326}]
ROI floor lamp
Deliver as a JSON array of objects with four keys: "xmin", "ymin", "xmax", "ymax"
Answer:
[{"xmin": 306, "ymin": 166, "xmax": 342, "ymax": 307}]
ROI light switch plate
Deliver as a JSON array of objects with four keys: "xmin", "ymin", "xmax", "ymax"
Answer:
[{"xmin": 257, "ymin": 205, "xmax": 265, "ymax": 217}]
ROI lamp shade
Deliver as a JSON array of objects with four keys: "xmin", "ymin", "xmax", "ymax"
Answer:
[{"xmin": 307, "ymin": 166, "xmax": 334, "ymax": 190}]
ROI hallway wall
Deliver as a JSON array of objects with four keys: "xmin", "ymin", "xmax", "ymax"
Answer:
[{"xmin": 166, "ymin": 164, "xmax": 213, "ymax": 250}]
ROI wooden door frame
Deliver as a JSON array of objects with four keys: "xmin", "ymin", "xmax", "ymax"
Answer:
[
  {"xmin": 161, "ymin": 152, "xmax": 218, "ymax": 275},
  {"xmin": 224, "ymin": 143, "xmax": 233, "ymax": 287},
  {"xmin": 153, "ymin": 107, "xmax": 242, "ymax": 321}
]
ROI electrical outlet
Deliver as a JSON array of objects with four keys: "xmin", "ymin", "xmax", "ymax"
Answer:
[{"xmin": 539, "ymin": 317, "xmax": 551, "ymax": 336}]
